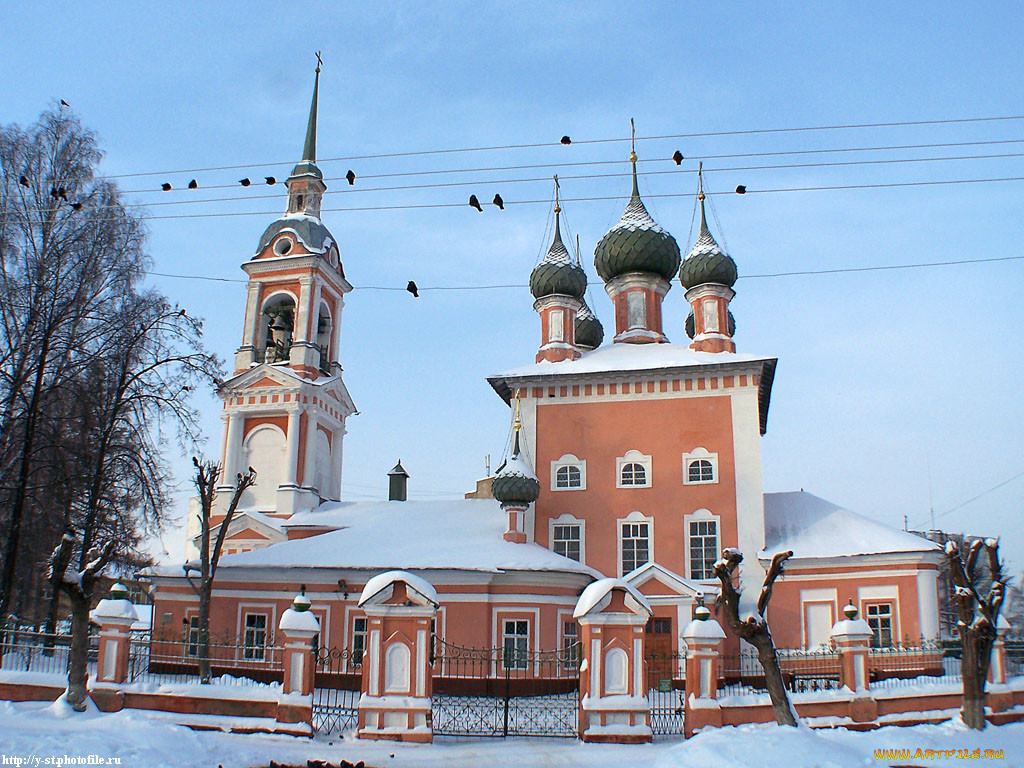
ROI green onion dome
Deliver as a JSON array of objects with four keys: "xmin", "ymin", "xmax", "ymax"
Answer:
[
  {"xmin": 529, "ymin": 211, "xmax": 587, "ymax": 300},
  {"xmin": 491, "ymin": 432, "xmax": 540, "ymax": 508},
  {"xmin": 575, "ymin": 298, "xmax": 604, "ymax": 350},
  {"xmin": 679, "ymin": 196, "xmax": 738, "ymax": 289},
  {"xmin": 685, "ymin": 310, "xmax": 736, "ymax": 339},
  {"xmin": 594, "ymin": 161, "xmax": 680, "ymax": 283}
]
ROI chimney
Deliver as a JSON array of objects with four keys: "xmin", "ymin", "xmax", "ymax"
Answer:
[{"xmin": 388, "ymin": 460, "xmax": 409, "ymax": 501}]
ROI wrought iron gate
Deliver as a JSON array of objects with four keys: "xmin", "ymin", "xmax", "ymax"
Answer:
[
  {"xmin": 312, "ymin": 645, "xmax": 361, "ymax": 735},
  {"xmin": 431, "ymin": 639, "xmax": 580, "ymax": 737},
  {"xmin": 645, "ymin": 650, "xmax": 686, "ymax": 736}
]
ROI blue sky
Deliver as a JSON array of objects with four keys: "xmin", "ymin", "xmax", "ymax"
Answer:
[{"xmin": 4, "ymin": 2, "xmax": 1023, "ymax": 568}]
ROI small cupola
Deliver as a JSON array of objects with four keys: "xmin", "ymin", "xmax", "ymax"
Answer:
[
  {"xmin": 593, "ymin": 122, "xmax": 679, "ymax": 344},
  {"xmin": 388, "ymin": 460, "xmax": 409, "ymax": 501},
  {"xmin": 681, "ymin": 165, "xmax": 739, "ymax": 353},
  {"xmin": 492, "ymin": 396, "xmax": 540, "ymax": 543},
  {"xmin": 530, "ymin": 179, "xmax": 586, "ymax": 363},
  {"xmin": 574, "ymin": 297, "xmax": 604, "ymax": 351}
]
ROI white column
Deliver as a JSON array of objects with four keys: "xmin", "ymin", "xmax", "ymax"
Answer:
[
  {"xmin": 222, "ymin": 412, "xmax": 243, "ymax": 485},
  {"xmin": 917, "ymin": 569, "xmax": 940, "ymax": 641},
  {"xmin": 307, "ymin": 282, "xmax": 322, "ymax": 344},
  {"xmin": 331, "ymin": 425, "xmax": 345, "ymax": 500},
  {"xmin": 731, "ymin": 384, "xmax": 767, "ymax": 613},
  {"xmin": 332, "ymin": 294, "xmax": 345, "ymax": 362},
  {"xmin": 293, "ymin": 277, "xmax": 314, "ymax": 344},
  {"xmin": 285, "ymin": 408, "xmax": 302, "ymax": 486},
  {"xmin": 242, "ymin": 281, "xmax": 261, "ymax": 346},
  {"xmin": 303, "ymin": 410, "xmax": 320, "ymax": 488}
]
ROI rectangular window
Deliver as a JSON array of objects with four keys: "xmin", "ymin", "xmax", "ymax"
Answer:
[
  {"xmin": 688, "ymin": 519, "xmax": 719, "ymax": 580},
  {"xmin": 621, "ymin": 522, "xmax": 650, "ymax": 574},
  {"xmin": 186, "ymin": 615, "xmax": 200, "ymax": 657},
  {"xmin": 243, "ymin": 613, "xmax": 267, "ymax": 660},
  {"xmin": 645, "ymin": 618, "xmax": 672, "ymax": 634},
  {"xmin": 503, "ymin": 619, "xmax": 529, "ymax": 670},
  {"xmin": 627, "ymin": 291, "xmax": 646, "ymax": 329},
  {"xmin": 351, "ymin": 617, "xmax": 367, "ymax": 666},
  {"xmin": 548, "ymin": 309, "xmax": 564, "ymax": 342},
  {"xmin": 865, "ymin": 603, "xmax": 894, "ymax": 648},
  {"xmin": 553, "ymin": 524, "xmax": 581, "ymax": 561},
  {"xmin": 562, "ymin": 621, "xmax": 579, "ymax": 669}
]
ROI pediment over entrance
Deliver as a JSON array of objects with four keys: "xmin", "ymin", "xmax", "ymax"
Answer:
[{"xmin": 626, "ymin": 562, "xmax": 717, "ymax": 600}]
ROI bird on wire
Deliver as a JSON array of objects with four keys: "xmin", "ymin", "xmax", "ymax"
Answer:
[
  {"xmin": 469, "ymin": 194, "xmax": 483, "ymax": 211},
  {"xmin": 239, "ymin": 178, "xmax": 251, "ymax": 187},
  {"xmin": 265, "ymin": 176, "xmax": 276, "ymax": 185},
  {"xmin": 560, "ymin": 135, "xmax": 571, "ymax": 145},
  {"xmin": 735, "ymin": 185, "xmax": 747, "ymax": 194},
  {"xmin": 161, "ymin": 183, "xmax": 172, "ymax": 191},
  {"xmin": 672, "ymin": 150, "xmax": 684, "ymax": 165},
  {"xmin": 493, "ymin": 193, "xmax": 504, "ymax": 210},
  {"xmin": 19, "ymin": 175, "xmax": 29, "ymax": 187},
  {"xmin": 406, "ymin": 281, "xmax": 419, "ymax": 298},
  {"xmin": 346, "ymin": 169, "xmax": 356, "ymax": 186},
  {"xmin": 188, "ymin": 179, "xmax": 198, "ymax": 189}
]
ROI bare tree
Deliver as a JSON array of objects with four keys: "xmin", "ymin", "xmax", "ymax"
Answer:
[
  {"xmin": 184, "ymin": 458, "xmax": 256, "ymax": 683},
  {"xmin": 714, "ymin": 548, "xmax": 797, "ymax": 727},
  {"xmin": 946, "ymin": 537, "xmax": 1006, "ymax": 730}
]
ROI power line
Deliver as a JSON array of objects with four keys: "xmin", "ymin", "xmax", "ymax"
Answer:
[
  {"xmin": 150, "ymin": 253, "xmax": 1024, "ymax": 289},
  {"xmin": 911, "ymin": 469, "xmax": 1024, "ymax": 531},
  {"xmin": 38, "ymin": 113, "xmax": 1024, "ymax": 185},
  {"xmin": 55, "ymin": 174, "xmax": 1024, "ymax": 223}
]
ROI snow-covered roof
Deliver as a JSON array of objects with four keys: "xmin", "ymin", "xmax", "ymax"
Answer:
[
  {"xmin": 359, "ymin": 571, "xmax": 439, "ymax": 607},
  {"xmin": 201, "ymin": 499, "xmax": 598, "ymax": 577},
  {"xmin": 761, "ymin": 491, "xmax": 941, "ymax": 561},
  {"xmin": 488, "ymin": 343, "xmax": 778, "ymax": 434},
  {"xmin": 573, "ymin": 577, "xmax": 653, "ymax": 618}
]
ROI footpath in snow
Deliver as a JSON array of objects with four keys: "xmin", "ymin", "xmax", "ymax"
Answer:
[{"xmin": 0, "ymin": 698, "xmax": 1022, "ymax": 768}]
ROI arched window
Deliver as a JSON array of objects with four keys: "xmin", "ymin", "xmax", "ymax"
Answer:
[
  {"xmin": 620, "ymin": 462, "xmax": 646, "ymax": 486},
  {"xmin": 556, "ymin": 465, "xmax": 581, "ymax": 488},
  {"xmin": 688, "ymin": 459, "xmax": 714, "ymax": 483},
  {"xmin": 682, "ymin": 448, "xmax": 719, "ymax": 485}
]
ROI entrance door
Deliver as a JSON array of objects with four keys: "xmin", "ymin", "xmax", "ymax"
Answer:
[{"xmin": 645, "ymin": 617, "xmax": 674, "ymax": 679}]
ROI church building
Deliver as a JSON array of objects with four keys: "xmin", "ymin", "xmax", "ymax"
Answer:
[{"xmin": 145, "ymin": 69, "xmax": 943, "ymax": 664}]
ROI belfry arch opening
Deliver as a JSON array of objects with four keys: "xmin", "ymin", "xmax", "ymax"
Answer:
[{"xmin": 258, "ymin": 293, "xmax": 296, "ymax": 364}]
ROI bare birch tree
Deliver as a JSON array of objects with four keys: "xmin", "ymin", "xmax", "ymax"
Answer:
[
  {"xmin": 184, "ymin": 458, "xmax": 256, "ymax": 683},
  {"xmin": 714, "ymin": 548, "xmax": 798, "ymax": 726}
]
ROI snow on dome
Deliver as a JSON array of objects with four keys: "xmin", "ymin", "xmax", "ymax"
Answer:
[
  {"xmin": 496, "ymin": 451, "xmax": 538, "ymax": 482},
  {"xmin": 492, "ymin": 435, "xmax": 540, "ymax": 507},
  {"xmin": 529, "ymin": 214, "xmax": 587, "ymax": 300},
  {"xmin": 359, "ymin": 570, "xmax": 439, "ymax": 607},
  {"xmin": 761, "ymin": 491, "xmax": 941, "ymax": 560},
  {"xmin": 682, "ymin": 616, "xmax": 726, "ymax": 640},
  {"xmin": 573, "ymin": 577, "xmax": 652, "ymax": 619}
]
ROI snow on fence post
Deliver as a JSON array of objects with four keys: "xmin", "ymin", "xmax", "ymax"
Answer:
[
  {"xmin": 91, "ymin": 583, "xmax": 138, "ymax": 686},
  {"xmin": 276, "ymin": 591, "xmax": 320, "ymax": 728},
  {"xmin": 830, "ymin": 603, "xmax": 878, "ymax": 723},
  {"xmin": 356, "ymin": 571, "xmax": 438, "ymax": 744},
  {"xmin": 574, "ymin": 578, "xmax": 653, "ymax": 744},
  {"xmin": 681, "ymin": 604, "xmax": 725, "ymax": 738}
]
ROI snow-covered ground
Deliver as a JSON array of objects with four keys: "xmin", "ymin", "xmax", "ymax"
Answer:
[{"xmin": 0, "ymin": 698, "xmax": 1022, "ymax": 768}]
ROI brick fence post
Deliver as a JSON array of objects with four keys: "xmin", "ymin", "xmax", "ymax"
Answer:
[
  {"xmin": 830, "ymin": 603, "xmax": 877, "ymax": 723},
  {"xmin": 682, "ymin": 604, "xmax": 725, "ymax": 738},
  {"xmin": 91, "ymin": 583, "xmax": 138, "ymax": 685},
  {"xmin": 575, "ymin": 578, "xmax": 653, "ymax": 744},
  {"xmin": 988, "ymin": 615, "xmax": 1013, "ymax": 713},
  {"xmin": 357, "ymin": 571, "xmax": 438, "ymax": 743},
  {"xmin": 276, "ymin": 591, "xmax": 320, "ymax": 728}
]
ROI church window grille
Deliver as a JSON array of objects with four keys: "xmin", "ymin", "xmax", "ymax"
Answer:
[
  {"xmin": 621, "ymin": 462, "xmax": 646, "ymax": 486},
  {"xmin": 351, "ymin": 617, "xmax": 367, "ymax": 666},
  {"xmin": 621, "ymin": 522, "xmax": 650, "ymax": 574},
  {"xmin": 562, "ymin": 621, "xmax": 579, "ymax": 669},
  {"xmin": 688, "ymin": 519, "xmax": 719, "ymax": 580},
  {"xmin": 502, "ymin": 620, "xmax": 529, "ymax": 670},
  {"xmin": 555, "ymin": 465, "xmax": 581, "ymax": 488},
  {"xmin": 552, "ymin": 524, "xmax": 581, "ymax": 561},
  {"xmin": 243, "ymin": 613, "xmax": 267, "ymax": 660},
  {"xmin": 866, "ymin": 603, "xmax": 894, "ymax": 648},
  {"xmin": 688, "ymin": 459, "xmax": 715, "ymax": 483}
]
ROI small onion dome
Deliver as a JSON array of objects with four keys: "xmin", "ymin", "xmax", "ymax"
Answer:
[
  {"xmin": 679, "ymin": 193, "xmax": 738, "ymax": 289},
  {"xmin": 594, "ymin": 161, "xmax": 680, "ymax": 283},
  {"xmin": 685, "ymin": 310, "xmax": 736, "ymax": 339},
  {"xmin": 491, "ymin": 433, "xmax": 540, "ymax": 508},
  {"xmin": 575, "ymin": 299, "xmax": 604, "ymax": 350},
  {"xmin": 529, "ymin": 210, "xmax": 587, "ymax": 300}
]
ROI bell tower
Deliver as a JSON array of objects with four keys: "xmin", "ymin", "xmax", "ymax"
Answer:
[{"xmin": 212, "ymin": 56, "xmax": 356, "ymax": 535}]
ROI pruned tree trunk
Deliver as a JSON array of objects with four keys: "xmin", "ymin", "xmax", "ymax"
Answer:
[
  {"xmin": 715, "ymin": 548, "xmax": 798, "ymax": 727},
  {"xmin": 947, "ymin": 538, "xmax": 1004, "ymax": 730},
  {"xmin": 66, "ymin": 594, "xmax": 91, "ymax": 709}
]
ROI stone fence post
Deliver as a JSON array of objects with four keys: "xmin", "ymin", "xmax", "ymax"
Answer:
[
  {"xmin": 356, "ymin": 571, "xmax": 438, "ymax": 743},
  {"xmin": 574, "ymin": 578, "xmax": 653, "ymax": 744},
  {"xmin": 277, "ymin": 591, "xmax": 320, "ymax": 727},
  {"xmin": 682, "ymin": 604, "xmax": 725, "ymax": 738},
  {"xmin": 830, "ymin": 603, "xmax": 877, "ymax": 723},
  {"xmin": 988, "ymin": 615, "xmax": 1014, "ymax": 713},
  {"xmin": 91, "ymin": 583, "xmax": 138, "ymax": 685}
]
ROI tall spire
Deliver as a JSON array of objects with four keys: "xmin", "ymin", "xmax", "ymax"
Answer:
[
  {"xmin": 302, "ymin": 52, "xmax": 322, "ymax": 163},
  {"xmin": 629, "ymin": 117, "xmax": 639, "ymax": 198},
  {"xmin": 697, "ymin": 161, "xmax": 710, "ymax": 236}
]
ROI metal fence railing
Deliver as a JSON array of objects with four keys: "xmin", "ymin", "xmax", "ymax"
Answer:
[
  {"xmin": 129, "ymin": 630, "xmax": 285, "ymax": 686},
  {"xmin": 0, "ymin": 626, "xmax": 98, "ymax": 679}
]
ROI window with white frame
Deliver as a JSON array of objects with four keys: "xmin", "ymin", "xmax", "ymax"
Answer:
[
  {"xmin": 562, "ymin": 620, "xmax": 579, "ymax": 670},
  {"xmin": 185, "ymin": 615, "xmax": 200, "ymax": 657},
  {"xmin": 351, "ymin": 616, "xmax": 367, "ymax": 667},
  {"xmin": 552, "ymin": 524, "xmax": 581, "ymax": 561},
  {"xmin": 617, "ymin": 450, "xmax": 652, "ymax": 488},
  {"xmin": 502, "ymin": 619, "xmax": 529, "ymax": 670},
  {"xmin": 865, "ymin": 603, "xmax": 894, "ymax": 648},
  {"xmin": 550, "ymin": 454, "xmax": 586, "ymax": 491},
  {"xmin": 620, "ymin": 517, "xmax": 651, "ymax": 574},
  {"xmin": 682, "ymin": 448, "xmax": 719, "ymax": 485},
  {"xmin": 688, "ymin": 518, "xmax": 719, "ymax": 580},
  {"xmin": 243, "ymin": 613, "xmax": 267, "ymax": 660}
]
